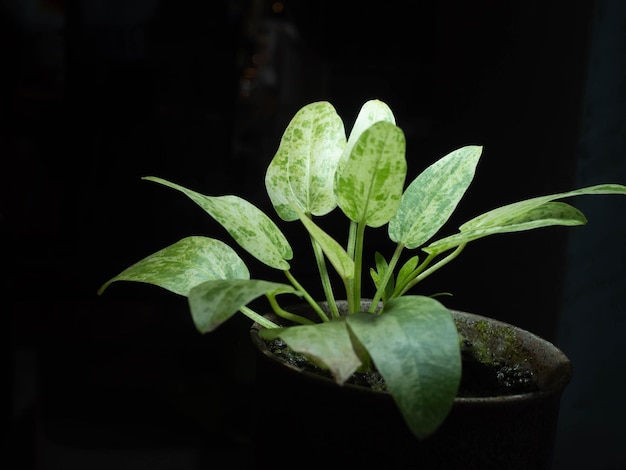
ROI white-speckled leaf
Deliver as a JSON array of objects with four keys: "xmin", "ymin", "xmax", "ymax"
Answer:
[
  {"xmin": 346, "ymin": 296, "xmax": 461, "ymax": 439},
  {"xmin": 260, "ymin": 318, "xmax": 362, "ymax": 385},
  {"xmin": 426, "ymin": 202, "xmax": 587, "ymax": 254},
  {"xmin": 265, "ymin": 101, "xmax": 346, "ymax": 221},
  {"xmin": 460, "ymin": 183, "xmax": 626, "ymax": 231},
  {"xmin": 98, "ymin": 236, "xmax": 249, "ymax": 296},
  {"xmin": 388, "ymin": 145, "xmax": 482, "ymax": 249},
  {"xmin": 144, "ymin": 177, "xmax": 292, "ymax": 270},
  {"xmin": 336, "ymin": 121, "xmax": 407, "ymax": 227},
  {"xmin": 188, "ymin": 279, "xmax": 297, "ymax": 333},
  {"xmin": 335, "ymin": 99, "xmax": 396, "ymax": 188}
]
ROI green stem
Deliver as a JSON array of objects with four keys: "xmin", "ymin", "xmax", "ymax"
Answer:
[
  {"xmin": 266, "ymin": 292, "xmax": 316, "ymax": 325},
  {"xmin": 284, "ymin": 270, "xmax": 330, "ymax": 322},
  {"xmin": 309, "ymin": 236, "xmax": 339, "ymax": 319},
  {"xmin": 369, "ymin": 243, "xmax": 404, "ymax": 313},
  {"xmin": 239, "ymin": 305, "xmax": 280, "ymax": 329},
  {"xmin": 351, "ymin": 221, "xmax": 367, "ymax": 312},
  {"xmin": 400, "ymin": 244, "xmax": 467, "ymax": 295},
  {"xmin": 345, "ymin": 220, "xmax": 358, "ymax": 312}
]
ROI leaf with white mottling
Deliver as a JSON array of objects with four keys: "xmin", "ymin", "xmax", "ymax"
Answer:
[
  {"xmin": 189, "ymin": 279, "xmax": 297, "ymax": 333},
  {"xmin": 460, "ymin": 183, "xmax": 626, "ymax": 230},
  {"xmin": 98, "ymin": 236, "xmax": 249, "ymax": 296},
  {"xmin": 336, "ymin": 121, "xmax": 407, "ymax": 227},
  {"xmin": 260, "ymin": 318, "xmax": 362, "ymax": 384},
  {"xmin": 388, "ymin": 146, "xmax": 482, "ymax": 248},
  {"xmin": 426, "ymin": 184, "xmax": 626, "ymax": 254},
  {"xmin": 346, "ymin": 296, "xmax": 461, "ymax": 439},
  {"xmin": 143, "ymin": 177, "xmax": 292, "ymax": 270},
  {"xmin": 425, "ymin": 202, "xmax": 585, "ymax": 254},
  {"xmin": 336, "ymin": 99, "xmax": 396, "ymax": 187},
  {"xmin": 265, "ymin": 101, "xmax": 346, "ymax": 221}
]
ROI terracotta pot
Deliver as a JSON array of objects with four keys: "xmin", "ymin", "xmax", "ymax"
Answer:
[{"xmin": 249, "ymin": 301, "xmax": 572, "ymax": 469}]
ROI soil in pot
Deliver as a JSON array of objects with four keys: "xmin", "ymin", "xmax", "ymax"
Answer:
[{"xmin": 249, "ymin": 302, "xmax": 572, "ymax": 470}]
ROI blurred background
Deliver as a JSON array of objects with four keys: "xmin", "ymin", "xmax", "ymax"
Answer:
[{"xmin": 2, "ymin": 0, "xmax": 625, "ymax": 468}]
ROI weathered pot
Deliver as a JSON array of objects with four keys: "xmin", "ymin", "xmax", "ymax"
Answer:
[{"xmin": 249, "ymin": 301, "xmax": 572, "ymax": 469}]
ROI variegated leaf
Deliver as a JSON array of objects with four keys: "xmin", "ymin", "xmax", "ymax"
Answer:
[
  {"xmin": 346, "ymin": 296, "xmax": 461, "ymax": 439},
  {"xmin": 189, "ymin": 279, "xmax": 297, "ymax": 333},
  {"xmin": 143, "ymin": 177, "xmax": 292, "ymax": 270},
  {"xmin": 98, "ymin": 236, "xmax": 249, "ymax": 296},
  {"xmin": 265, "ymin": 101, "xmax": 346, "ymax": 221},
  {"xmin": 260, "ymin": 318, "xmax": 362, "ymax": 385},
  {"xmin": 336, "ymin": 99, "xmax": 396, "ymax": 186},
  {"xmin": 336, "ymin": 121, "xmax": 407, "ymax": 227},
  {"xmin": 388, "ymin": 145, "xmax": 482, "ymax": 248}
]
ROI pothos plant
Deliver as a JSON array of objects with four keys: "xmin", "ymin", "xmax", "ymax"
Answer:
[{"xmin": 99, "ymin": 99, "xmax": 626, "ymax": 439}]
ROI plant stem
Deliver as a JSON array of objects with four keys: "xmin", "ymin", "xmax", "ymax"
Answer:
[
  {"xmin": 369, "ymin": 243, "xmax": 404, "ymax": 313},
  {"xmin": 351, "ymin": 221, "xmax": 367, "ymax": 312},
  {"xmin": 400, "ymin": 244, "xmax": 467, "ymax": 295},
  {"xmin": 266, "ymin": 292, "xmax": 316, "ymax": 325},
  {"xmin": 284, "ymin": 270, "xmax": 330, "ymax": 322},
  {"xmin": 309, "ymin": 237, "xmax": 339, "ymax": 319},
  {"xmin": 239, "ymin": 305, "xmax": 280, "ymax": 329},
  {"xmin": 345, "ymin": 220, "xmax": 358, "ymax": 312}
]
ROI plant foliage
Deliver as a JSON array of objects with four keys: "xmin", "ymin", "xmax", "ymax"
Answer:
[{"xmin": 99, "ymin": 100, "xmax": 626, "ymax": 439}]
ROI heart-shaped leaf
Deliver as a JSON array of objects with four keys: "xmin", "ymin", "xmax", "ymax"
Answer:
[
  {"xmin": 336, "ymin": 121, "xmax": 407, "ymax": 227},
  {"xmin": 265, "ymin": 101, "xmax": 346, "ymax": 221},
  {"xmin": 336, "ymin": 99, "xmax": 396, "ymax": 186}
]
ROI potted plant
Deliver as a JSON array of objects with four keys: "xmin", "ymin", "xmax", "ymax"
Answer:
[{"xmin": 99, "ymin": 100, "xmax": 626, "ymax": 468}]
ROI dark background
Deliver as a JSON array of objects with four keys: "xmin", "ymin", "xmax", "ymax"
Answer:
[{"xmin": 2, "ymin": 0, "xmax": 625, "ymax": 468}]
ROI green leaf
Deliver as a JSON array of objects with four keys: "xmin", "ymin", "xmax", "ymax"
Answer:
[
  {"xmin": 98, "ymin": 236, "xmax": 249, "ymax": 296},
  {"xmin": 265, "ymin": 101, "xmax": 346, "ymax": 221},
  {"xmin": 388, "ymin": 145, "xmax": 483, "ymax": 248},
  {"xmin": 426, "ymin": 201, "xmax": 588, "ymax": 254},
  {"xmin": 188, "ymin": 279, "xmax": 297, "ymax": 333},
  {"xmin": 460, "ymin": 183, "xmax": 626, "ymax": 231},
  {"xmin": 370, "ymin": 252, "xmax": 394, "ymax": 301},
  {"xmin": 396, "ymin": 255, "xmax": 419, "ymax": 286},
  {"xmin": 346, "ymin": 296, "xmax": 461, "ymax": 439},
  {"xmin": 260, "ymin": 319, "xmax": 362, "ymax": 385},
  {"xmin": 336, "ymin": 121, "xmax": 407, "ymax": 227},
  {"xmin": 336, "ymin": 99, "xmax": 396, "ymax": 185},
  {"xmin": 143, "ymin": 177, "xmax": 292, "ymax": 270},
  {"xmin": 425, "ymin": 184, "xmax": 626, "ymax": 254},
  {"xmin": 393, "ymin": 255, "xmax": 420, "ymax": 296}
]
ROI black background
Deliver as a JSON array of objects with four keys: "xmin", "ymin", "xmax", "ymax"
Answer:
[{"xmin": 2, "ymin": 0, "xmax": 625, "ymax": 468}]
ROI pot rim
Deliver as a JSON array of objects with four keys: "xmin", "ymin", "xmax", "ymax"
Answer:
[{"xmin": 250, "ymin": 303, "xmax": 573, "ymax": 405}]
